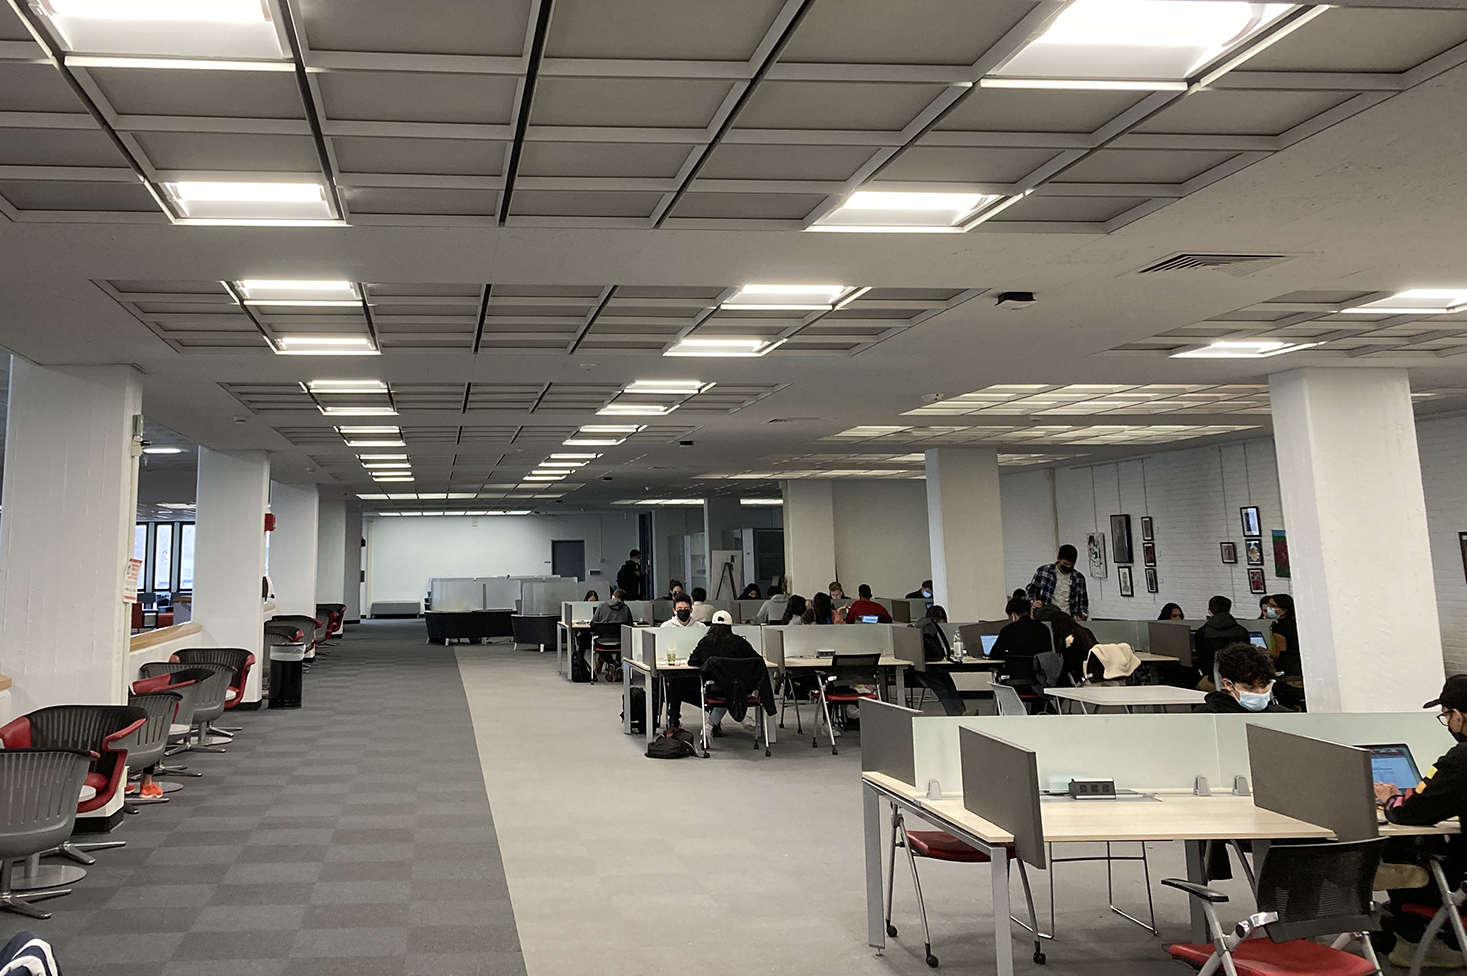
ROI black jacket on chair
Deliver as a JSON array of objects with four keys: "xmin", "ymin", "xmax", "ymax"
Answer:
[{"xmin": 698, "ymin": 656, "xmax": 776, "ymax": 723}]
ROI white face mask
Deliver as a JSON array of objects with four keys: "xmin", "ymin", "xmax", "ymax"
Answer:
[
  {"xmin": 1227, "ymin": 681, "xmax": 1274, "ymax": 712},
  {"xmin": 1264, "ymin": 606, "xmax": 1278, "ymax": 618}
]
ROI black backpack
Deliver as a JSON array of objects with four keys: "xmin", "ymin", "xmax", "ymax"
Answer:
[
  {"xmin": 571, "ymin": 649, "xmax": 592, "ymax": 683},
  {"xmin": 646, "ymin": 728, "xmax": 698, "ymax": 759},
  {"xmin": 621, "ymin": 687, "xmax": 645, "ymax": 733}
]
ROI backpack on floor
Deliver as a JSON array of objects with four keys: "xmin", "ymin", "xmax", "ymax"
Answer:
[
  {"xmin": 622, "ymin": 686, "xmax": 645, "ymax": 734},
  {"xmin": 646, "ymin": 728, "xmax": 698, "ymax": 759},
  {"xmin": 571, "ymin": 649, "xmax": 592, "ymax": 683}
]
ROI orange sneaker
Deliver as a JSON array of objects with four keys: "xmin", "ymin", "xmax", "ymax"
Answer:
[
  {"xmin": 125, "ymin": 783, "xmax": 139, "ymax": 795},
  {"xmin": 140, "ymin": 782, "xmax": 164, "ymax": 798}
]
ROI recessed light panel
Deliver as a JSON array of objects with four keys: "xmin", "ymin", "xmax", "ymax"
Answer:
[
  {"xmin": 39, "ymin": 0, "xmax": 287, "ymax": 60},
  {"xmin": 595, "ymin": 403, "xmax": 678, "ymax": 416},
  {"xmin": 580, "ymin": 425, "xmax": 644, "ymax": 434},
  {"xmin": 142, "ymin": 446, "xmax": 184, "ymax": 454},
  {"xmin": 665, "ymin": 338, "xmax": 784, "ymax": 358},
  {"xmin": 239, "ymin": 280, "xmax": 358, "ymax": 305},
  {"xmin": 273, "ymin": 337, "xmax": 378, "ymax": 356},
  {"xmin": 812, "ymin": 191, "xmax": 1001, "ymax": 231},
  {"xmin": 740, "ymin": 498, "xmax": 783, "ymax": 506},
  {"xmin": 722, "ymin": 284, "xmax": 848, "ymax": 311},
  {"xmin": 1340, "ymin": 289, "xmax": 1467, "ymax": 315},
  {"xmin": 164, "ymin": 181, "xmax": 333, "ymax": 222},
  {"xmin": 319, "ymin": 405, "xmax": 398, "ymax": 417},
  {"xmin": 308, "ymin": 379, "xmax": 387, "ymax": 394},
  {"xmin": 624, "ymin": 380, "xmax": 709, "ymax": 395},
  {"xmin": 1170, "ymin": 340, "xmax": 1322, "ymax": 359}
]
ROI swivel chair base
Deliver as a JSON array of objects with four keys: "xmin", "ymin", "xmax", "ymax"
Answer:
[
  {"xmin": 0, "ymin": 861, "xmax": 70, "ymax": 920},
  {"xmin": 52, "ymin": 838, "xmax": 125, "ymax": 866},
  {"xmin": 11, "ymin": 857, "xmax": 86, "ymax": 892}
]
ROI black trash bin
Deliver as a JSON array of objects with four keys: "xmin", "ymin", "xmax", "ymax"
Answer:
[{"xmin": 268, "ymin": 644, "xmax": 305, "ymax": 708}]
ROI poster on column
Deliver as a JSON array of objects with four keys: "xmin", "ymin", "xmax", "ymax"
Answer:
[
  {"xmin": 123, "ymin": 558, "xmax": 142, "ymax": 603},
  {"xmin": 1272, "ymin": 530, "xmax": 1290, "ymax": 578}
]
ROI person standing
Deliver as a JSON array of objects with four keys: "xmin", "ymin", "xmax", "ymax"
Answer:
[
  {"xmin": 1026, "ymin": 545, "xmax": 1089, "ymax": 620},
  {"xmin": 615, "ymin": 550, "xmax": 646, "ymax": 601}
]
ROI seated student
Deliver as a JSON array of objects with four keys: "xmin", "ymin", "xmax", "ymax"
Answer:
[
  {"xmin": 755, "ymin": 586, "xmax": 787, "ymax": 624},
  {"xmin": 1375, "ymin": 675, "xmax": 1467, "ymax": 968},
  {"xmin": 780, "ymin": 594, "xmax": 807, "ymax": 625},
  {"xmin": 913, "ymin": 606, "xmax": 964, "ymax": 716},
  {"xmin": 661, "ymin": 592, "xmax": 705, "ymax": 630},
  {"xmin": 1194, "ymin": 644, "xmax": 1288, "ymax": 713},
  {"xmin": 689, "ymin": 587, "xmax": 716, "ymax": 623},
  {"xmin": 844, "ymin": 584, "xmax": 892, "ymax": 623},
  {"xmin": 994, "ymin": 597, "xmax": 1055, "ymax": 699},
  {"xmin": 666, "ymin": 580, "xmax": 686, "ymax": 601},
  {"xmin": 739, "ymin": 583, "xmax": 762, "ymax": 601},
  {"xmin": 1192, "ymin": 595, "xmax": 1250, "ymax": 690},
  {"xmin": 1035, "ymin": 606, "xmax": 1097, "ymax": 683},
  {"xmin": 666, "ymin": 611, "xmax": 766, "ymax": 735},
  {"xmin": 586, "ymin": 589, "xmax": 633, "ymax": 671},
  {"xmin": 828, "ymin": 581, "xmax": 846, "ymax": 605},
  {"xmin": 1158, "ymin": 603, "xmax": 1184, "ymax": 621},
  {"xmin": 809, "ymin": 591, "xmax": 836, "ymax": 625},
  {"xmin": 906, "ymin": 580, "xmax": 934, "ymax": 600},
  {"xmin": 583, "ymin": 590, "xmax": 599, "ymax": 602}
]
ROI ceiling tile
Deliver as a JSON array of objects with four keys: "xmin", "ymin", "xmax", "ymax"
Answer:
[
  {"xmin": 342, "ymin": 186, "xmax": 497, "ymax": 216},
  {"xmin": 517, "ymin": 141, "xmax": 692, "ymax": 178},
  {"xmin": 531, "ymin": 78, "xmax": 735, "ymax": 127},
  {"xmin": 84, "ymin": 67, "xmax": 305, "ymax": 119},
  {"xmin": 697, "ymin": 143, "xmax": 873, "ymax": 181},
  {"xmin": 1132, "ymin": 90, "xmax": 1354, "ymax": 136},
  {"xmin": 297, "ymin": 0, "xmax": 533, "ymax": 57},
  {"xmin": 544, "ymin": 0, "xmax": 786, "ymax": 60},
  {"xmin": 0, "ymin": 127, "xmax": 127, "ymax": 167},
  {"xmin": 780, "ymin": 0, "xmax": 1036, "ymax": 66},
  {"xmin": 0, "ymin": 181, "xmax": 158, "ymax": 212},
  {"xmin": 668, "ymin": 192, "xmax": 825, "ymax": 220},
  {"xmin": 316, "ymin": 71, "xmax": 519, "ymax": 125},
  {"xmin": 132, "ymin": 131, "xmax": 322, "ymax": 172},
  {"xmin": 0, "ymin": 62, "xmax": 86, "ymax": 114},
  {"xmin": 1241, "ymin": 8, "xmax": 1467, "ymax": 73},
  {"xmin": 936, "ymin": 88, "xmax": 1144, "ymax": 133},
  {"xmin": 508, "ymin": 190, "xmax": 662, "ymax": 217},
  {"xmin": 331, "ymin": 136, "xmax": 506, "ymax": 176},
  {"xmin": 1057, "ymin": 149, "xmax": 1240, "ymax": 184},
  {"xmin": 877, "ymin": 146, "xmax": 1061, "ymax": 183},
  {"xmin": 737, "ymin": 81, "xmax": 948, "ymax": 130}
]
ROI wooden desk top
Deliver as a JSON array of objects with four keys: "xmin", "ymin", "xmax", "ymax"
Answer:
[
  {"xmin": 1034, "ymin": 793, "xmax": 1335, "ymax": 843},
  {"xmin": 1134, "ymin": 652, "xmax": 1179, "ymax": 663},
  {"xmin": 1044, "ymin": 685, "xmax": 1206, "ymax": 706},
  {"xmin": 782, "ymin": 655, "xmax": 909, "ymax": 668},
  {"xmin": 0, "ymin": 674, "xmax": 10, "ymax": 692},
  {"xmin": 129, "ymin": 621, "xmax": 203, "ymax": 652},
  {"xmin": 626, "ymin": 658, "xmax": 776, "ymax": 673}
]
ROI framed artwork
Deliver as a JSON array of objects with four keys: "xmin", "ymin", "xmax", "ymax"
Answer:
[
  {"xmin": 1220, "ymin": 542, "xmax": 1238, "ymax": 564},
  {"xmin": 1247, "ymin": 568, "xmax": 1267, "ymax": 594},
  {"xmin": 1240, "ymin": 506, "xmax": 1262, "ymax": 538},
  {"xmin": 1140, "ymin": 517, "xmax": 1154, "ymax": 542},
  {"xmin": 1144, "ymin": 567, "xmax": 1158, "ymax": 593},
  {"xmin": 1460, "ymin": 532, "xmax": 1467, "ymax": 583},
  {"xmin": 1245, "ymin": 539, "xmax": 1264, "ymax": 567},
  {"xmin": 1272, "ymin": 529, "xmax": 1290, "ymax": 578},
  {"xmin": 1110, "ymin": 514, "xmax": 1133, "ymax": 565},
  {"xmin": 1086, "ymin": 532, "xmax": 1108, "ymax": 578},
  {"xmin": 1117, "ymin": 565, "xmax": 1135, "ymax": 598},
  {"xmin": 1142, "ymin": 542, "xmax": 1157, "ymax": 567}
]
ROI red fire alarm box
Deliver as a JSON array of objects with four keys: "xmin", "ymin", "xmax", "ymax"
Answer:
[{"xmin": 264, "ymin": 513, "xmax": 276, "ymax": 532}]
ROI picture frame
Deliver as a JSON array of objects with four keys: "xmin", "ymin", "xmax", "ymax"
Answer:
[
  {"xmin": 1144, "ymin": 567, "xmax": 1158, "ymax": 593},
  {"xmin": 1117, "ymin": 565, "xmax": 1135, "ymax": 598},
  {"xmin": 1220, "ymin": 542, "xmax": 1237, "ymax": 564},
  {"xmin": 1272, "ymin": 529, "xmax": 1290, "ymax": 578},
  {"xmin": 1240, "ymin": 506, "xmax": 1262, "ymax": 538},
  {"xmin": 1245, "ymin": 539, "xmax": 1264, "ymax": 567},
  {"xmin": 1142, "ymin": 542, "xmax": 1157, "ymax": 567},
  {"xmin": 1110, "ymin": 514, "xmax": 1133, "ymax": 565},
  {"xmin": 1247, "ymin": 568, "xmax": 1267, "ymax": 594},
  {"xmin": 1140, "ymin": 516, "xmax": 1154, "ymax": 542},
  {"xmin": 1086, "ymin": 532, "xmax": 1108, "ymax": 579},
  {"xmin": 1460, "ymin": 531, "xmax": 1467, "ymax": 583}
]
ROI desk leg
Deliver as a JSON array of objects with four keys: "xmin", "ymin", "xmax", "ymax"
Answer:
[
  {"xmin": 863, "ymin": 783, "xmax": 885, "ymax": 954},
  {"xmin": 991, "ymin": 844, "xmax": 1015, "ymax": 976},
  {"xmin": 645, "ymin": 673, "xmax": 656, "ymax": 745},
  {"xmin": 622, "ymin": 663, "xmax": 632, "ymax": 735},
  {"xmin": 896, "ymin": 667, "xmax": 906, "ymax": 707},
  {"xmin": 1185, "ymin": 840, "xmax": 1207, "ymax": 943}
]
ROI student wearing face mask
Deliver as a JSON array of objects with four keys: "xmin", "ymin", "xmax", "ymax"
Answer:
[
  {"xmin": 660, "ymin": 593, "xmax": 706, "ymax": 630},
  {"xmin": 1026, "ymin": 545, "xmax": 1089, "ymax": 620},
  {"xmin": 906, "ymin": 580, "xmax": 934, "ymax": 600},
  {"xmin": 1194, "ymin": 644, "xmax": 1288, "ymax": 713}
]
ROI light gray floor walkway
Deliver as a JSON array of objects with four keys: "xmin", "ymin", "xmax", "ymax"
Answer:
[{"xmin": 457, "ymin": 644, "xmax": 1267, "ymax": 976}]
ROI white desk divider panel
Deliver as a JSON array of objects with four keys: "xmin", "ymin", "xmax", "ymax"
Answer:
[
  {"xmin": 1149, "ymin": 620, "xmax": 1191, "ymax": 662},
  {"xmin": 1085, "ymin": 619, "xmax": 1148, "ymax": 649},
  {"xmin": 775, "ymin": 623, "xmax": 894, "ymax": 660},
  {"xmin": 1247, "ymin": 725, "xmax": 1379, "ymax": 841},
  {"xmin": 623, "ymin": 601, "xmax": 656, "ymax": 624},
  {"xmin": 562, "ymin": 601, "xmax": 596, "ymax": 626},
  {"xmin": 431, "ymin": 578, "xmax": 486, "ymax": 611},
  {"xmin": 731, "ymin": 624, "xmax": 765, "ymax": 654},
  {"xmin": 639, "ymin": 625, "xmax": 708, "ymax": 664},
  {"xmin": 521, "ymin": 579, "xmax": 581, "ymax": 616},
  {"xmin": 1235, "ymin": 618, "xmax": 1276, "ymax": 646},
  {"xmin": 734, "ymin": 600, "xmax": 764, "ymax": 623},
  {"xmin": 650, "ymin": 600, "xmax": 673, "ymax": 621},
  {"xmin": 482, "ymin": 578, "xmax": 521, "ymax": 611},
  {"xmin": 752, "ymin": 626, "xmax": 782, "ymax": 665}
]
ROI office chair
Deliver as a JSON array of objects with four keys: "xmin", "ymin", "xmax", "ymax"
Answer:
[
  {"xmin": 0, "ymin": 749, "xmax": 91, "ymax": 919},
  {"xmin": 1391, "ymin": 850, "xmax": 1467, "ymax": 976},
  {"xmin": 993, "ymin": 682, "xmax": 1028, "ymax": 716},
  {"xmin": 588, "ymin": 621, "xmax": 623, "ymax": 683},
  {"xmin": 171, "ymin": 648, "xmax": 254, "ymax": 736},
  {"xmin": 697, "ymin": 656, "xmax": 775, "ymax": 758},
  {"xmin": 997, "ymin": 656, "xmax": 1047, "ymax": 714},
  {"xmin": 884, "ymin": 803, "xmax": 1047, "ymax": 968},
  {"xmin": 140, "ymin": 662, "xmax": 231, "ymax": 754},
  {"xmin": 131, "ymin": 670, "xmax": 208, "ymax": 784},
  {"xmin": 122, "ymin": 691, "xmax": 181, "ymax": 811},
  {"xmin": 1167, "ymin": 837, "xmax": 1386, "ymax": 976},
  {"xmin": 812, "ymin": 653, "xmax": 881, "ymax": 755}
]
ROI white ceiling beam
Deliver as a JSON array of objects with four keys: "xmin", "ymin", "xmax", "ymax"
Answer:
[
  {"xmin": 0, "ymin": 164, "xmax": 136, "ymax": 182},
  {"xmin": 336, "ymin": 173, "xmax": 502, "ymax": 190},
  {"xmin": 1206, "ymin": 71, "xmax": 1405, "ymax": 91},
  {"xmin": 305, "ymin": 51, "xmax": 525, "ymax": 75},
  {"xmin": 114, "ymin": 114, "xmax": 311, "ymax": 135}
]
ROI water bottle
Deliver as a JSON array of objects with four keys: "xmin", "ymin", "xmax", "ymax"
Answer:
[{"xmin": 951, "ymin": 633, "xmax": 965, "ymax": 662}]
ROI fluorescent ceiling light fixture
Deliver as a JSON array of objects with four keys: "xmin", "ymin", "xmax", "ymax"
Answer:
[
  {"xmin": 1339, "ymin": 289, "xmax": 1467, "ymax": 315},
  {"xmin": 539, "ymin": 460, "xmax": 587, "ymax": 468},
  {"xmin": 141, "ymin": 446, "xmax": 184, "ymax": 455},
  {"xmin": 239, "ymin": 280, "xmax": 358, "ymax": 305},
  {"xmin": 64, "ymin": 54, "xmax": 292, "ymax": 70},
  {"xmin": 596, "ymin": 403, "xmax": 678, "ymax": 416},
  {"xmin": 344, "ymin": 439, "xmax": 406, "ymax": 448},
  {"xmin": 274, "ymin": 336, "xmax": 378, "ymax": 356},
  {"xmin": 523, "ymin": 476, "xmax": 566, "ymax": 482},
  {"xmin": 356, "ymin": 493, "xmax": 389, "ymax": 500},
  {"xmin": 361, "ymin": 462, "xmax": 412, "ymax": 469},
  {"xmin": 722, "ymin": 284, "xmax": 848, "ymax": 311},
  {"xmin": 372, "ymin": 475, "xmax": 415, "ymax": 482},
  {"xmin": 740, "ymin": 498, "xmax": 783, "ymax": 506},
  {"xmin": 564, "ymin": 437, "xmax": 625, "ymax": 446},
  {"xmin": 991, "ymin": 0, "xmax": 1293, "ymax": 85},
  {"xmin": 980, "ymin": 77, "xmax": 1186, "ymax": 90},
  {"xmin": 813, "ymin": 190, "xmax": 1002, "ymax": 231},
  {"xmin": 38, "ymin": 0, "xmax": 286, "ymax": 60},
  {"xmin": 550, "ymin": 453, "xmax": 600, "ymax": 460},
  {"xmin": 319, "ymin": 405, "xmax": 397, "ymax": 417},
  {"xmin": 164, "ymin": 181, "xmax": 331, "ymax": 222},
  {"xmin": 529, "ymin": 469, "xmax": 563, "ymax": 476},
  {"xmin": 580, "ymin": 425, "xmax": 644, "ymax": 434},
  {"xmin": 157, "ymin": 502, "xmax": 196, "ymax": 509},
  {"xmin": 1171, "ymin": 339, "xmax": 1323, "ymax": 359},
  {"xmin": 624, "ymin": 380, "xmax": 709, "ymax": 395},
  {"xmin": 307, "ymin": 379, "xmax": 386, "ymax": 394},
  {"xmin": 337, "ymin": 426, "xmax": 400, "ymax": 434},
  {"xmin": 45, "ymin": 0, "xmax": 268, "ymax": 22},
  {"xmin": 639, "ymin": 499, "xmax": 704, "ymax": 506},
  {"xmin": 356, "ymin": 454, "xmax": 407, "ymax": 461},
  {"xmin": 665, "ymin": 337, "xmax": 784, "ymax": 358}
]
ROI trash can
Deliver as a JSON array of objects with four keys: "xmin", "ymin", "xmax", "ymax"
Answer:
[{"xmin": 268, "ymin": 643, "xmax": 306, "ymax": 709}]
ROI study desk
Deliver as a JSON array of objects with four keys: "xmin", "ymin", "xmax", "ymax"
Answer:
[
  {"xmin": 555, "ymin": 621, "xmax": 589, "ymax": 679},
  {"xmin": 781, "ymin": 655, "xmax": 912, "ymax": 704},
  {"xmin": 1045, "ymin": 684, "xmax": 1205, "ymax": 713},
  {"xmin": 622, "ymin": 656, "xmax": 779, "ymax": 745}
]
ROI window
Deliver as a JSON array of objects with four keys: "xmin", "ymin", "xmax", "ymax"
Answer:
[
  {"xmin": 179, "ymin": 524, "xmax": 196, "ymax": 590},
  {"xmin": 154, "ymin": 523, "xmax": 173, "ymax": 592},
  {"xmin": 134, "ymin": 523, "xmax": 147, "ymax": 561}
]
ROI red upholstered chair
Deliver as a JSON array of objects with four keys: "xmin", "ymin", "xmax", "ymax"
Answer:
[
  {"xmin": 130, "ymin": 603, "xmax": 144, "ymax": 630},
  {"xmin": 883, "ymin": 805, "xmax": 1046, "ymax": 969},
  {"xmin": 1166, "ymin": 838, "xmax": 1386, "ymax": 976},
  {"xmin": 156, "ymin": 611, "xmax": 174, "ymax": 627},
  {"xmin": 811, "ymin": 653, "xmax": 882, "ymax": 755},
  {"xmin": 170, "ymin": 649, "xmax": 255, "ymax": 737}
]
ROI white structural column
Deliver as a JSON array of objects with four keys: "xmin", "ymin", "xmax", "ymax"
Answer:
[
  {"xmin": 704, "ymin": 496, "xmax": 743, "ymax": 598},
  {"xmin": 316, "ymin": 495, "xmax": 346, "ymax": 605},
  {"xmin": 193, "ymin": 448, "xmax": 269, "ymax": 701},
  {"xmin": 782, "ymin": 480, "xmax": 837, "ymax": 596},
  {"xmin": 1269, "ymin": 367, "xmax": 1443, "ymax": 712},
  {"xmin": 343, "ymin": 507, "xmax": 363, "ymax": 622},
  {"xmin": 925, "ymin": 447, "xmax": 1006, "ymax": 622},
  {"xmin": 269, "ymin": 481, "xmax": 320, "ymax": 619},
  {"xmin": 0, "ymin": 361, "xmax": 142, "ymax": 712}
]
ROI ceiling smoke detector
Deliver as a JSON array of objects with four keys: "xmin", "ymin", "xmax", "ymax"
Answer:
[
  {"xmin": 920, "ymin": 393, "xmax": 943, "ymax": 404},
  {"xmin": 994, "ymin": 291, "xmax": 1036, "ymax": 308}
]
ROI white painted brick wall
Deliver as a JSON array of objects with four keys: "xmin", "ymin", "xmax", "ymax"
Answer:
[{"xmin": 1002, "ymin": 469, "xmax": 1059, "ymax": 596}]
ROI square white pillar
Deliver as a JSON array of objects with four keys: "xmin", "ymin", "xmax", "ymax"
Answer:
[
  {"xmin": 316, "ymin": 495, "xmax": 346, "ymax": 605},
  {"xmin": 0, "ymin": 361, "xmax": 142, "ymax": 711},
  {"xmin": 782, "ymin": 480, "xmax": 837, "ymax": 597},
  {"xmin": 344, "ymin": 506, "xmax": 363, "ymax": 622},
  {"xmin": 269, "ymin": 481, "xmax": 320, "ymax": 619},
  {"xmin": 1270, "ymin": 367, "xmax": 1443, "ymax": 712},
  {"xmin": 925, "ymin": 447, "xmax": 1006, "ymax": 621},
  {"xmin": 193, "ymin": 449, "xmax": 269, "ymax": 699}
]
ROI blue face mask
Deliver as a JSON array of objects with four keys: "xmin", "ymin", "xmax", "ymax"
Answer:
[{"xmin": 1237, "ymin": 688, "xmax": 1273, "ymax": 712}]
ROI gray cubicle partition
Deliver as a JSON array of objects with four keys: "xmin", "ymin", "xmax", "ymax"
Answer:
[
  {"xmin": 1246, "ymin": 724, "xmax": 1378, "ymax": 842},
  {"xmin": 735, "ymin": 600, "xmax": 765, "ymax": 624},
  {"xmin": 522, "ymin": 578, "xmax": 582, "ymax": 615},
  {"xmin": 860, "ymin": 699, "xmax": 921, "ymax": 786},
  {"xmin": 959, "ymin": 726, "xmax": 1046, "ymax": 869},
  {"xmin": 1149, "ymin": 620, "xmax": 1191, "ymax": 665}
]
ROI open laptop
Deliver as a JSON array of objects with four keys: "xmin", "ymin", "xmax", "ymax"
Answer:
[
  {"xmin": 979, "ymin": 634, "xmax": 999, "ymax": 657},
  {"xmin": 1362, "ymin": 742, "xmax": 1424, "ymax": 793},
  {"xmin": 1248, "ymin": 632, "xmax": 1268, "ymax": 647}
]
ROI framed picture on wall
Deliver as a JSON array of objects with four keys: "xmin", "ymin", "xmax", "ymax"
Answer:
[
  {"xmin": 1117, "ymin": 565, "xmax": 1135, "ymax": 597},
  {"xmin": 1247, "ymin": 568, "xmax": 1267, "ymax": 594},
  {"xmin": 1144, "ymin": 567, "xmax": 1158, "ymax": 593},
  {"xmin": 1272, "ymin": 530, "xmax": 1290, "ymax": 578},
  {"xmin": 1086, "ymin": 532, "xmax": 1108, "ymax": 578},
  {"xmin": 1140, "ymin": 517, "xmax": 1154, "ymax": 542},
  {"xmin": 1245, "ymin": 539, "xmax": 1264, "ymax": 567},
  {"xmin": 1220, "ymin": 542, "xmax": 1238, "ymax": 564},
  {"xmin": 1110, "ymin": 514, "xmax": 1133, "ymax": 564},
  {"xmin": 1460, "ymin": 532, "xmax": 1467, "ymax": 583},
  {"xmin": 1142, "ymin": 542, "xmax": 1157, "ymax": 567},
  {"xmin": 1240, "ymin": 506, "xmax": 1262, "ymax": 538}
]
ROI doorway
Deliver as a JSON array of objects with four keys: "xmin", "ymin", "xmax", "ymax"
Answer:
[{"xmin": 551, "ymin": 539, "xmax": 587, "ymax": 581}]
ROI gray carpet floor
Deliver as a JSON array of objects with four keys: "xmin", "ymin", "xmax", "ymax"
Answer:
[{"xmin": 11, "ymin": 621, "xmax": 525, "ymax": 976}]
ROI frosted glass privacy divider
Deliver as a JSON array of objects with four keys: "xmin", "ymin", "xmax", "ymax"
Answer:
[
  {"xmin": 734, "ymin": 600, "xmax": 764, "ymax": 623},
  {"xmin": 482, "ymin": 578, "xmax": 520, "ymax": 610},
  {"xmin": 522, "ymin": 578, "xmax": 581, "ymax": 615},
  {"xmin": 645, "ymin": 626, "xmax": 707, "ymax": 660},
  {"xmin": 1214, "ymin": 711, "xmax": 1445, "ymax": 786},
  {"xmin": 638, "ymin": 628, "xmax": 656, "ymax": 668},
  {"xmin": 911, "ymin": 714, "xmax": 1223, "ymax": 794},
  {"xmin": 624, "ymin": 601, "xmax": 656, "ymax": 624},
  {"xmin": 649, "ymin": 600, "xmax": 674, "ymax": 622},
  {"xmin": 779, "ymin": 622, "xmax": 893, "ymax": 659},
  {"xmin": 563, "ymin": 601, "xmax": 597, "ymax": 625},
  {"xmin": 758, "ymin": 627, "xmax": 783, "ymax": 666},
  {"xmin": 861, "ymin": 698, "xmax": 921, "ymax": 786},
  {"xmin": 430, "ymin": 578, "xmax": 486, "ymax": 611},
  {"xmin": 732, "ymin": 625, "xmax": 765, "ymax": 653},
  {"xmin": 1247, "ymin": 725, "xmax": 1378, "ymax": 842}
]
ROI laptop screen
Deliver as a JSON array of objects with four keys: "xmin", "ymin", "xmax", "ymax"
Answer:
[
  {"xmin": 980, "ymin": 634, "xmax": 999, "ymax": 657},
  {"xmin": 1363, "ymin": 743, "xmax": 1423, "ymax": 791},
  {"xmin": 1249, "ymin": 632, "xmax": 1267, "ymax": 647},
  {"xmin": 860, "ymin": 615, "xmax": 880, "ymax": 624}
]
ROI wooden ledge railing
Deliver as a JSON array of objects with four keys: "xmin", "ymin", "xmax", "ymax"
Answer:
[{"xmin": 129, "ymin": 621, "xmax": 202, "ymax": 653}]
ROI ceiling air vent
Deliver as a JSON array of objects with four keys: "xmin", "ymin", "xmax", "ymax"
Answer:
[{"xmin": 1138, "ymin": 253, "xmax": 1288, "ymax": 276}]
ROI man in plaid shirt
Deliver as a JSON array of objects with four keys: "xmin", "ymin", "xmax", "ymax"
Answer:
[{"xmin": 1026, "ymin": 544, "xmax": 1089, "ymax": 619}]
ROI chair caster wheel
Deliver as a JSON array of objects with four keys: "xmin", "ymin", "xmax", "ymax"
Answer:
[
  {"xmin": 832, "ymin": 747, "xmax": 839, "ymax": 755},
  {"xmin": 886, "ymin": 924, "xmax": 897, "ymax": 937},
  {"xmin": 764, "ymin": 749, "xmax": 771, "ymax": 757},
  {"xmin": 1034, "ymin": 952, "xmax": 1046, "ymax": 965},
  {"xmin": 926, "ymin": 953, "xmax": 939, "ymax": 968}
]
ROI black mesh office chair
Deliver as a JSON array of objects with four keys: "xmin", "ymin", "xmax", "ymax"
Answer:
[{"xmin": 812, "ymin": 653, "xmax": 881, "ymax": 755}]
